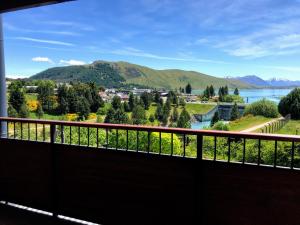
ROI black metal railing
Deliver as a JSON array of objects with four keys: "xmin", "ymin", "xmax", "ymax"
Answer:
[{"xmin": 1, "ymin": 117, "xmax": 300, "ymax": 168}]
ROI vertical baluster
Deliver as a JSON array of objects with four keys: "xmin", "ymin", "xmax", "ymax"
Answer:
[
  {"xmin": 35, "ymin": 123, "xmax": 38, "ymax": 141},
  {"xmin": 126, "ymin": 129, "xmax": 129, "ymax": 151},
  {"xmin": 78, "ymin": 126, "xmax": 80, "ymax": 146},
  {"xmin": 171, "ymin": 133, "xmax": 173, "ymax": 156},
  {"xmin": 258, "ymin": 139, "xmax": 261, "ymax": 166},
  {"xmin": 20, "ymin": 122, "xmax": 23, "ymax": 140},
  {"xmin": 106, "ymin": 128, "xmax": 108, "ymax": 149},
  {"xmin": 97, "ymin": 128, "xmax": 99, "ymax": 148},
  {"xmin": 116, "ymin": 129, "xmax": 118, "ymax": 150},
  {"xmin": 214, "ymin": 136, "xmax": 217, "ymax": 161},
  {"xmin": 28, "ymin": 123, "xmax": 30, "ymax": 140},
  {"xmin": 159, "ymin": 132, "xmax": 162, "ymax": 155},
  {"xmin": 183, "ymin": 134, "xmax": 186, "ymax": 157},
  {"xmin": 6, "ymin": 121, "xmax": 9, "ymax": 138},
  {"xmin": 69, "ymin": 126, "xmax": 72, "ymax": 145},
  {"xmin": 61, "ymin": 125, "xmax": 64, "ymax": 144},
  {"xmin": 242, "ymin": 138, "xmax": 246, "ymax": 164},
  {"xmin": 228, "ymin": 137, "xmax": 231, "ymax": 162},
  {"xmin": 13, "ymin": 122, "xmax": 16, "ymax": 139},
  {"xmin": 274, "ymin": 140, "xmax": 278, "ymax": 168},
  {"xmin": 197, "ymin": 134, "xmax": 203, "ymax": 160},
  {"xmin": 136, "ymin": 130, "xmax": 139, "ymax": 152},
  {"xmin": 87, "ymin": 127, "xmax": 90, "ymax": 147},
  {"xmin": 43, "ymin": 124, "xmax": 45, "ymax": 142},
  {"xmin": 291, "ymin": 141, "xmax": 295, "ymax": 169}
]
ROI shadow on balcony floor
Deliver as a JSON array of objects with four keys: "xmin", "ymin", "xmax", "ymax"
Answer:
[{"xmin": 0, "ymin": 204, "xmax": 74, "ymax": 225}]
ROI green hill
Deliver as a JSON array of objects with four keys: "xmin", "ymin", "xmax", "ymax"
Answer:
[{"xmin": 30, "ymin": 60, "xmax": 255, "ymax": 89}]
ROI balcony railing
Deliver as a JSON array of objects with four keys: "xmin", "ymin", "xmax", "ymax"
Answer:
[{"xmin": 1, "ymin": 117, "xmax": 300, "ymax": 169}]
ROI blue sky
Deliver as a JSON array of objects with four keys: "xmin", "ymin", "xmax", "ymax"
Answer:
[{"xmin": 3, "ymin": 0, "xmax": 300, "ymax": 80}]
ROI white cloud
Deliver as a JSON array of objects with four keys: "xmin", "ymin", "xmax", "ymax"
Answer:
[
  {"xmin": 59, "ymin": 59, "xmax": 86, "ymax": 66},
  {"xmin": 15, "ymin": 37, "xmax": 74, "ymax": 46},
  {"xmin": 32, "ymin": 57, "xmax": 54, "ymax": 64}
]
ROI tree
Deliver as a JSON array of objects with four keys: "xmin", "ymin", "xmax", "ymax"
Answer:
[
  {"xmin": 167, "ymin": 91, "xmax": 178, "ymax": 105},
  {"xmin": 123, "ymin": 101, "xmax": 131, "ymax": 112},
  {"xmin": 171, "ymin": 107, "xmax": 179, "ymax": 122},
  {"xmin": 230, "ymin": 102, "xmax": 240, "ymax": 121},
  {"xmin": 155, "ymin": 103, "xmax": 163, "ymax": 121},
  {"xmin": 132, "ymin": 105, "xmax": 146, "ymax": 125},
  {"xmin": 224, "ymin": 85, "xmax": 229, "ymax": 95},
  {"xmin": 67, "ymin": 87, "xmax": 79, "ymax": 113},
  {"xmin": 185, "ymin": 83, "xmax": 192, "ymax": 94},
  {"xmin": 149, "ymin": 114, "xmax": 155, "ymax": 123},
  {"xmin": 245, "ymin": 99, "xmax": 279, "ymax": 118},
  {"xmin": 128, "ymin": 92, "xmax": 135, "ymax": 111},
  {"xmin": 7, "ymin": 105, "xmax": 18, "ymax": 118},
  {"xmin": 154, "ymin": 91, "xmax": 160, "ymax": 103},
  {"xmin": 104, "ymin": 108, "xmax": 116, "ymax": 123},
  {"xmin": 211, "ymin": 111, "xmax": 220, "ymax": 126},
  {"xmin": 209, "ymin": 85, "xmax": 215, "ymax": 97},
  {"xmin": 140, "ymin": 92, "xmax": 151, "ymax": 110},
  {"xmin": 162, "ymin": 104, "xmax": 170, "ymax": 125},
  {"xmin": 35, "ymin": 102, "xmax": 44, "ymax": 119},
  {"xmin": 37, "ymin": 80, "xmax": 55, "ymax": 112},
  {"xmin": 177, "ymin": 108, "xmax": 191, "ymax": 128},
  {"xmin": 77, "ymin": 97, "xmax": 90, "ymax": 120},
  {"xmin": 234, "ymin": 88, "xmax": 239, "ymax": 95},
  {"xmin": 179, "ymin": 98, "xmax": 186, "ymax": 107},
  {"xmin": 213, "ymin": 121, "xmax": 229, "ymax": 131},
  {"xmin": 111, "ymin": 95, "xmax": 122, "ymax": 110},
  {"xmin": 19, "ymin": 104, "xmax": 29, "ymax": 118},
  {"xmin": 57, "ymin": 84, "xmax": 69, "ymax": 114},
  {"xmin": 278, "ymin": 88, "xmax": 300, "ymax": 119},
  {"xmin": 9, "ymin": 84, "xmax": 26, "ymax": 112},
  {"xmin": 89, "ymin": 83, "xmax": 104, "ymax": 112}
]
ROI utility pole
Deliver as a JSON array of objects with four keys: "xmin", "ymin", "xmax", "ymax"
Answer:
[{"xmin": 0, "ymin": 14, "xmax": 7, "ymax": 137}]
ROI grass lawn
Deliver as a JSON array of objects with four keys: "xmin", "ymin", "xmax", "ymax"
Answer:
[
  {"xmin": 146, "ymin": 103, "xmax": 216, "ymax": 116},
  {"xmin": 25, "ymin": 93, "xmax": 38, "ymax": 101},
  {"xmin": 29, "ymin": 112, "xmax": 63, "ymax": 120},
  {"xmin": 184, "ymin": 103, "xmax": 216, "ymax": 115},
  {"xmin": 229, "ymin": 115, "xmax": 273, "ymax": 131},
  {"xmin": 277, "ymin": 120, "xmax": 300, "ymax": 135}
]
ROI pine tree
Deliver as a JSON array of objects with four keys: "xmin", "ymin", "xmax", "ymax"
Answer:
[
  {"xmin": 7, "ymin": 105, "xmax": 18, "ymax": 118},
  {"xmin": 111, "ymin": 95, "xmax": 122, "ymax": 110},
  {"xmin": 9, "ymin": 84, "xmax": 26, "ymax": 112},
  {"xmin": 230, "ymin": 102, "xmax": 240, "ymax": 121},
  {"xmin": 128, "ymin": 92, "xmax": 135, "ymax": 111},
  {"xmin": 19, "ymin": 104, "xmax": 29, "ymax": 118},
  {"xmin": 155, "ymin": 103, "xmax": 164, "ymax": 121},
  {"xmin": 172, "ymin": 107, "xmax": 179, "ymax": 122},
  {"xmin": 77, "ymin": 97, "xmax": 90, "ymax": 121},
  {"xmin": 209, "ymin": 85, "xmax": 215, "ymax": 97},
  {"xmin": 234, "ymin": 88, "xmax": 239, "ymax": 95},
  {"xmin": 185, "ymin": 83, "xmax": 192, "ymax": 94},
  {"xmin": 132, "ymin": 105, "xmax": 146, "ymax": 125},
  {"xmin": 177, "ymin": 108, "xmax": 191, "ymax": 128},
  {"xmin": 211, "ymin": 111, "xmax": 220, "ymax": 126}
]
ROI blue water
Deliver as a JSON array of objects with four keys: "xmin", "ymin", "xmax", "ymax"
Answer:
[
  {"xmin": 191, "ymin": 121, "xmax": 211, "ymax": 130},
  {"xmin": 193, "ymin": 88, "xmax": 293, "ymax": 104},
  {"xmin": 236, "ymin": 88, "xmax": 292, "ymax": 104}
]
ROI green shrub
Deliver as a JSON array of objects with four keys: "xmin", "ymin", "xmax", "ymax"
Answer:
[
  {"xmin": 278, "ymin": 88, "xmax": 300, "ymax": 119},
  {"xmin": 222, "ymin": 94, "xmax": 244, "ymax": 103},
  {"xmin": 212, "ymin": 121, "xmax": 230, "ymax": 131},
  {"xmin": 244, "ymin": 99, "xmax": 278, "ymax": 118}
]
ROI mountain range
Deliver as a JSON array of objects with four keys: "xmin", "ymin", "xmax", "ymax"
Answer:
[
  {"xmin": 30, "ymin": 60, "xmax": 255, "ymax": 89},
  {"xmin": 233, "ymin": 75, "xmax": 300, "ymax": 88}
]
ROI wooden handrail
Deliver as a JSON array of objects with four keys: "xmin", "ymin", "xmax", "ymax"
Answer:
[{"xmin": 1, "ymin": 117, "xmax": 300, "ymax": 142}]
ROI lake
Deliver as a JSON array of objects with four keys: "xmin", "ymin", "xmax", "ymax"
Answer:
[{"xmin": 193, "ymin": 88, "xmax": 293, "ymax": 104}]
